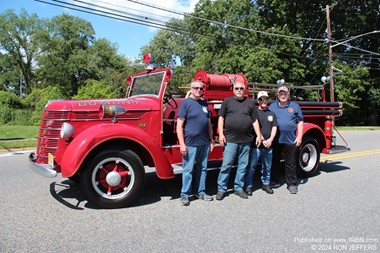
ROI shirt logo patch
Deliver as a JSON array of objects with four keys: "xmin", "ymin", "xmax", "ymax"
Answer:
[
  {"xmin": 288, "ymin": 108, "xmax": 294, "ymax": 113},
  {"xmin": 202, "ymin": 106, "xmax": 208, "ymax": 113},
  {"xmin": 268, "ymin": 115, "xmax": 273, "ymax": 122}
]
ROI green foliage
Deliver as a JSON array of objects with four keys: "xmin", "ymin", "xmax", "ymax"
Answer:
[
  {"xmin": 1, "ymin": 2, "xmax": 379, "ymax": 126},
  {"xmin": 0, "ymin": 91, "xmax": 24, "ymax": 109},
  {"xmin": 0, "ymin": 107, "xmax": 33, "ymax": 125},
  {"xmin": 0, "ymin": 91, "xmax": 34, "ymax": 125},
  {"xmin": 73, "ymin": 79, "xmax": 117, "ymax": 99},
  {"xmin": 0, "ymin": 9, "xmax": 45, "ymax": 95},
  {"xmin": 332, "ymin": 62, "xmax": 370, "ymax": 125},
  {"xmin": 23, "ymin": 86, "xmax": 65, "ymax": 124},
  {"xmin": 167, "ymin": 66, "xmax": 194, "ymax": 95}
]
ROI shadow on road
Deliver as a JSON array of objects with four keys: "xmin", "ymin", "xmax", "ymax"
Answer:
[
  {"xmin": 48, "ymin": 162, "xmax": 350, "ymax": 210},
  {"xmin": 319, "ymin": 161, "xmax": 350, "ymax": 174}
]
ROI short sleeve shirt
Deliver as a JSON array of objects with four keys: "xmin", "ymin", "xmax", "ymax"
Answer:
[
  {"xmin": 177, "ymin": 98, "xmax": 210, "ymax": 146},
  {"xmin": 257, "ymin": 109, "xmax": 278, "ymax": 140},
  {"xmin": 269, "ymin": 100, "xmax": 303, "ymax": 144},
  {"xmin": 218, "ymin": 96, "xmax": 258, "ymax": 144}
]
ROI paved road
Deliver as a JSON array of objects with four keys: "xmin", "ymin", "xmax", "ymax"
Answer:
[{"xmin": 0, "ymin": 130, "xmax": 379, "ymax": 253}]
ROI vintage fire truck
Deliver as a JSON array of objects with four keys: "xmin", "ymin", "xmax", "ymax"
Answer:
[{"xmin": 29, "ymin": 55, "xmax": 349, "ymax": 208}]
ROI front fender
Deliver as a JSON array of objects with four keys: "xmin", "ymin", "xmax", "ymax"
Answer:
[
  {"xmin": 60, "ymin": 123, "xmax": 174, "ymax": 179},
  {"xmin": 302, "ymin": 122, "xmax": 326, "ymax": 150}
]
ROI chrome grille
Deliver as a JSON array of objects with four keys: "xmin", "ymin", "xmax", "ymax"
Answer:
[{"xmin": 35, "ymin": 110, "xmax": 69, "ymax": 163}]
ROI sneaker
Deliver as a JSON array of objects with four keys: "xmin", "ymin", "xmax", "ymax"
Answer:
[
  {"xmin": 245, "ymin": 187, "xmax": 253, "ymax": 196},
  {"xmin": 180, "ymin": 196, "xmax": 190, "ymax": 206},
  {"xmin": 287, "ymin": 185, "xmax": 298, "ymax": 194},
  {"xmin": 262, "ymin": 184, "xmax": 274, "ymax": 194},
  {"xmin": 195, "ymin": 194, "xmax": 213, "ymax": 201},
  {"xmin": 216, "ymin": 191, "xmax": 225, "ymax": 201},
  {"xmin": 270, "ymin": 181, "xmax": 281, "ymax": 188},
  {"xmin": 234, "ymin": 190, "xmax": 248, "ymax": 199}
]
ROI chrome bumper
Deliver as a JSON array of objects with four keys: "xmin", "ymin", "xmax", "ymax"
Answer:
[{"xmin": 28, "ymin": 153, "xmax": 57, "ymax": 178}]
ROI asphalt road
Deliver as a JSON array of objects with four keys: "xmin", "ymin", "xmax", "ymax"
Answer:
[{"xmin": 0, "ymin": 130, "xmax": 379, "ymax": 253}]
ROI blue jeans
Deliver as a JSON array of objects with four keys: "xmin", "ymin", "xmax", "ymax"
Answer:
[
  {"xmin": 181, "ymin": 144, "xmax": 210, "ymax": 197},
  {"xmin": 217, "ymin": 142, "xmax": 250, "ymax": 192},
  {"xmin": 245, "ymin": 147, "xmax": 273, "ymax": 189}
]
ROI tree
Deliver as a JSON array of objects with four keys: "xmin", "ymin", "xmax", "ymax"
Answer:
[
  {"xmin": 23, "ymin": 86, "xmax": 65, "ymax": 124},
  {"xmin": 73, "ymin": 79, "xmax": 117, "ymax": 99},
  {"xmin": 34, "ymin": 13, "xmax": 129, "ymax": 98},
  {"xmin": 34, "ymin": 13, "xmax": 95, "ymax": 97},
  {"xmin": 0, "ymin": 9, "xmax": 45, "ymax": 95},
  {"xmin": 255, "ymin": 0, "xmax": 380, "ymax": 124}
]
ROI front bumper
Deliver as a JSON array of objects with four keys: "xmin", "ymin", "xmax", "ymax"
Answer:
[{"xmin": 28, "ymin": 153, "xmax": 58, "ymax": 178}]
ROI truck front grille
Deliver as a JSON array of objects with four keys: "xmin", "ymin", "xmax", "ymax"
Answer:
[{"xmin": 35, "ymin": 110, "xmax": 70, "ymax": 163}]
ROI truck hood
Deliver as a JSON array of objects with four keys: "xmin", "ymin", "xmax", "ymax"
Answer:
[{"xmin": 45, "ymin": 96, "xmax": 161, "ymax": 112}]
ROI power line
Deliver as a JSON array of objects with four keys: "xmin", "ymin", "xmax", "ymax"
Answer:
[
  {"xmin": 34, "ymin": 0, "xmax": 379, "ymax": 72},
  {"xmin": 35, "ymin": 0, "xmax": 212, "ymax": 38},
  {"xmin": 124, "ymin": 0, "xmax": 327, "ymax": 42}
]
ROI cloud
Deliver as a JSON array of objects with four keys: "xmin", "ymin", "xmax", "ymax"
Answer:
[
  {"xmin": 83, "ymin": 0, "xmax": 198, "ymax": 20},
  {"xmin": 77, "ymin": 0, "xmax": 199, "ymax": 33}
]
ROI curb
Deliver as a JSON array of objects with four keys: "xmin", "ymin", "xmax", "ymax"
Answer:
[{"xmin": 0, "ymin": 147, "xmax": 35, "ymax": 154}]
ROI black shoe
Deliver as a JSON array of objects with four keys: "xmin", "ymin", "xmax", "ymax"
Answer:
[
  {"xmin": 245, "ymin": 187, "xmax": 253, "ymax": 196},
  {"xmin": 287, "ymin": 185, "xmax": 298, "ymax": 194},
  {"xmin": 234, "ymin": 190, "xmax": 248, "ymax": 199},
  {"xmin": 270, "ymin": 181, "xmax": 281, "ymax": 188},
  {"xmin": 216, "ymin": 191, "xmax": 225, "ymax": 201},
  {"xmin": 262, "ymin": 184, "xmax": 274, "ymax": 194}
]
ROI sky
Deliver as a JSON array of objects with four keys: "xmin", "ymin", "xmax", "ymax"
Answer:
[{"xmin": 1, "ymin": 0, "xmax": 199, "ymax": 59}]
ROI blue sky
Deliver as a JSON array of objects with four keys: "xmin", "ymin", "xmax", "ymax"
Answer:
[{"xmin": 1, "ymin": 0, "xmax": 198, "ymax": 59}]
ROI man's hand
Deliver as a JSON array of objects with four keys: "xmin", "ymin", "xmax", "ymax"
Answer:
[
  {"xmin": 179, "ymin": 143, "xmax": 187, "ymax": 155},
  {"xmin": 255, "ymin": 136, "xmax": 262, "ymax": 147},
  {"xmin": 219, "ymin": 134, "xmax": 226, "ymax": 147}
]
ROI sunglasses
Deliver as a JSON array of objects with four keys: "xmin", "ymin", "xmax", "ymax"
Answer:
[
  {"xmin": 259, "ymin": 97, "xmax": 268, "ymax": 101},
  {"xmin": 234, "ymin": 87, "xmax": 244, "ymax": 90},
  {"xmin": 192, "ymin": 87, "xmax": 204, "ymax": 91}
]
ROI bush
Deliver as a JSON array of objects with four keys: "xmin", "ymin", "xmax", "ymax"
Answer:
[
  {"xmin": 23, "ymin": 86, "xmax": 65, "ymax": 124},
  {"xmin": 0, "ymin": 106, "xmax": 34, "ymax": 125},
  {"xmin": 0, "ymin": 91, "xmax": 24, "ymax": 109}
]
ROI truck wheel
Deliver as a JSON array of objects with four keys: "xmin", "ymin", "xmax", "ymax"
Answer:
[
  {"xmin": 296, "ymin": 137, "xmax": 320, "ymax": 178},
  {"xmin": 80, "ymin": 149, "xmax": 145, "ymax": 209}
]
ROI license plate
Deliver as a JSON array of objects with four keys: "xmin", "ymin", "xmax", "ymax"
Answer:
[{"xmin": 48, "ymin": 153, "xmax": 54, "ymax": 167}]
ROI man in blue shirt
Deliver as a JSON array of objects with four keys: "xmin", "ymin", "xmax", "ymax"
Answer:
[
  {"xmin": 269, "ymin": 86, "xmax": 303, "ymax": 194},
  {"xmin": 177, "ymin": 80, "xmax": 214, "ymax": 206}
]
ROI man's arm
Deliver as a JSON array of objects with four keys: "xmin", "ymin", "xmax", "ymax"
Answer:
[
  {"xmin": 218, "ymin": 116, "xmax": 226, "ymax": 146},
  {"xmin": 295, "ymin": 120, "xmax": 304, "ymax": 147},
  {"xmin": 208, "ymin": 119, "xmax": 215, "ymax": 151},
  {"xmin": 176, "ymin": 117, "xmax": 187, "ymax": 154},
  {"xmin": 253, "ymin": 119, "xmax": 262, "ymax": 147}
]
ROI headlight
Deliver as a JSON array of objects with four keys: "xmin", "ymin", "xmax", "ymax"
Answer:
[{"xmin": 60, "ymin": 122, "xmax": 75, "ymax": 139}]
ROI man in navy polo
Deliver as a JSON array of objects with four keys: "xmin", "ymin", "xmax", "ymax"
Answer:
[{"xmin": 269, "ymin": 86, "xmax": 304, "ymax": 194}]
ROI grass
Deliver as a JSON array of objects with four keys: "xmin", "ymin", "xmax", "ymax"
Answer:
[
  {"xmin": 0, "ymin": 125, "xmax": 39, "ymax": 150},
  {"xmin": 335, "ymin": 126, "xmax": 380, "ymax": 130}
]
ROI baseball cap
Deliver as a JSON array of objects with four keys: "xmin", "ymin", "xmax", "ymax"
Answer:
[
  {"xmin": 257, "ymin": 91, "xmax": 269, "ymax": 99},
  {"xmin": 277, "ymin": 86, "xmax": 289, "ymax": 93}
]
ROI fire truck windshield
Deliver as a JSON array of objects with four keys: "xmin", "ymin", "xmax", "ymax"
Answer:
[{"xmin": 129, "ymin": 71, "xmax": 166, "ymax": 97}]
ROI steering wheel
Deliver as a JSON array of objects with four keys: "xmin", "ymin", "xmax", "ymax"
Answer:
[{"xmin": 163, "ymin": 91, "xmax": 178, "ymax": 109}]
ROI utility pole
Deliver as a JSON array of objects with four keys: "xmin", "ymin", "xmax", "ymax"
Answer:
[{"xmin": 326, "ymin": 4, "xmax": 334, "ymax": 103}]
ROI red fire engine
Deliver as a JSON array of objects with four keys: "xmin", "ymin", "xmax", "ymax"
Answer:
[{"xmin": 29, "ymin": 55, "xmax": 349, "ymax": 208}]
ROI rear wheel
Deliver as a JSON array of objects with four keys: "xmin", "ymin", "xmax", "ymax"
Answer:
[
  {"xmin": 80, "ymin": 149, "xmax": 145, "ymax": 208},
  {"xmin": 296, "ymin": 137, "xmax": 320, "ymax": 178}
]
